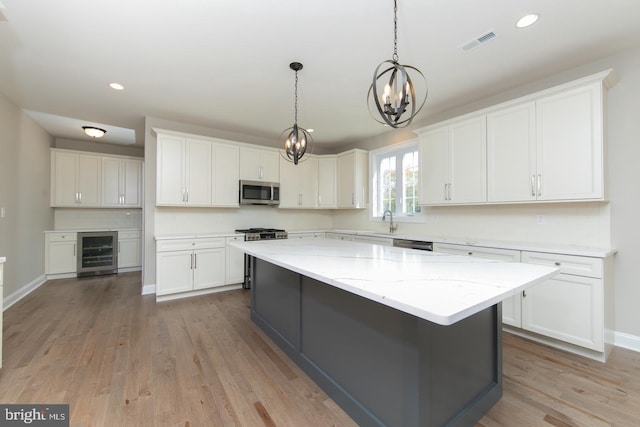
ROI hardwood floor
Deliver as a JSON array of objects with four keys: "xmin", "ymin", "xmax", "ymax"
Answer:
[{"xmin": 1, "ymin": 273, "xmax": 639, "ymax": 426}]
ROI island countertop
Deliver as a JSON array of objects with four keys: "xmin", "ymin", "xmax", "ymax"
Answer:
[{"xmin": 229, "ymin": 238, "xmax": 559, "ymax": 326}]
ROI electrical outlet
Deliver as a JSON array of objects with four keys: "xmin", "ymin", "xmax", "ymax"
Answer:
[
  {"xmin": 536, "ymin": 214, "xmax": 546, "ymax": 225},
  {"xmin": 0, "ymin": 207, "xmax": 5, "ymax": 218}
]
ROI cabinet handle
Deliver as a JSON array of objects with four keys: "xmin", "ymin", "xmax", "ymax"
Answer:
[
  {"xmin": 448, "ymin": 183, "xmax": 452, "ymax": 201},
  {"xmin": 190, "ymin": 254, "xmax": 194, "ymax": 269},
  {"xmin": 467, "ymin": 252, "xmax": 473, "ymax": 256},
  {"xmin": 73, "ymin": 244, "xmax": 76, "ymax": 256},
  {"xmin": 531, "ymin": 175, "xmax": 536, "ymax": 197},
  {"xmin": 537, "ymin": 174, "xmax": 541, "ymax": 197},
  {"xmin": 259, "ymin": 166, "xmax": 264, "ymax": 179},
  {"xmin": 118, "ymin": 242, "xmax": 121, "ymax": 253},
  {"xmin": 554, "ymin": 262, "xmax": 561, "ymax": 266},
  {"xmin": 444, "ymin": 184, "xmax": 447, "ymax": 200},
  {"xmin": 194, "ymin": 253, "xmax": 197, "ymax": 269},
  {"xmin": 79, "ymin": 192, "xmax": 82, "ymax": 203},
  {"xmin": 523, "ymin": 290, "xmax": 527, "ymax": 298}
]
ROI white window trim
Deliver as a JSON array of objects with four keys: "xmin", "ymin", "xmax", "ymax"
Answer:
[{"xmin": 369, "ymin": 139, "xmax": 425, "ymax": 224}]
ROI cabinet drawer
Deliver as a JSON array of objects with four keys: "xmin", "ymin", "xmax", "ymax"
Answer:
[
  {"xmin": 48, "ymin": 232, "xmax": 77, "ymax": 242},
  {"xmin": 119, "ymin": 230, "xmax": 141, "ymax": 239},
  {"xmin": 157, "ymin": 238, "xmax": 225, "ymax": 252},
  {"xmin": 521, "ymin": 251, "xmax": 602, "ymax": 278}
]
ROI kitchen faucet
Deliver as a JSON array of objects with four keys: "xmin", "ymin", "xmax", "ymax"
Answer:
[{"xmin": 382, "ymin": 209, "xmax": 398, "ymax": 233}]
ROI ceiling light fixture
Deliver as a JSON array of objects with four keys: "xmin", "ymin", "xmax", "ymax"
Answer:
[
  {"xmin": 368, "ymin": 0, "xmax": 427, "ymax": 128},
  {"xmin": 281, "ymin": 62, "xmax": 312, "ymax": 165},
  {"xmin": 516, "ymin": 14, "xmax": 539, "ymax": 28},
  {"xmin": 82, "ymin": 126, "xmax": 107, "ymax": 138},
  {"xmin": 109, "ymin": 82, "xmax": 124, "ymax": 90}
]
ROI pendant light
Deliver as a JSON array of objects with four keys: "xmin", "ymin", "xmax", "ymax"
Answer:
[
  {"xmin": 368, "ymin": 0, "xmax": 427, "ymax": 128},
  {"xmin": 281, "ymin": 62, "xmax": 312, "ymax": 165}
]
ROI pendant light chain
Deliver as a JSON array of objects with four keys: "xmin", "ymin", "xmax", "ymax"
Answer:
[
  {"xmin": 294, "ymin": 69, "xmax": 299, "ymax": 125},
  {"xmin": 392, "ymin": 0, "xmax": 398, "ymax": 63}
]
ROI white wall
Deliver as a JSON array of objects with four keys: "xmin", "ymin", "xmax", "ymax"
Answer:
[
  {"xmin": 0, "ymin": 92, "xmax": 54, "ymax": 298},
  {"xmin": 335, "ymin": 46, "xmax": 640, "ymax": 340}
]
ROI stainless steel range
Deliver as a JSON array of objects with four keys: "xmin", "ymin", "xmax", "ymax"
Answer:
[{"xmin": 235, "ymin": 228, "xmax": 288, "ymax": 288}]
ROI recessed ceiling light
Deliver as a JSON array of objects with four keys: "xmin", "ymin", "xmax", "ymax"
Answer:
[
  {"xmin": 82, "ymin": 126, "xmax": 107, "ymax": 138},
  {"xmin": 109, "ymin": 82, "xmax": 124, "ymax": 90},
  {"xmin": 307, "ymin": 128, "xmax": 314, "ymax": 133},
  {"xmin": 516, "ymin": 14, "xmax": 539, "ymax": 28}
]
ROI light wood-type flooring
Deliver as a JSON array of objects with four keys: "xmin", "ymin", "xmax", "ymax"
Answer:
[{"xmin": 1, "ymin": 273, "xmax": 639, "ymax": 426}]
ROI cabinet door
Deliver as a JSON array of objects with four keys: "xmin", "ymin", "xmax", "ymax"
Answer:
[
  {"xmin": 52, "ymin": 151, "xmax": 79, "ymax": 206},
  {"xmin": 536, "ymin": 83, "xmax": 603, "ymax": 200},
  {"xmin": 77, "ymin": 154, "xmax": 101, "ymax": 206},
  {"xmin": 449, "ymin": 116, "xmax": 486, "ymax": 203},
  {"xmin": 101, "ymin": 157, "xmax": 122, "ymax": 206},
  {"xmin": 185, "ymin": 138, "xmax": 212, "ymax": 206},
  {"xmin": 260, "ymin": 150, "xmax": 280, "ymax": 182},
  {"xmin": 156, "ymin": 251, "xmax": 193, "ymax": 295},
  {"xmin": 46, "ymin": 241, "xmax": 77, "ymax": 274},
  {"xmin": 521, "ymin": 274, "xmax": 603, "ymax": 351},
  {"xmin": 318, "ymin": 157, "xmax": 337, "ymax": 208},
  {"xmin": 278, "ymin": 155, "xmax": 300, "ymax": 207},
  {"xmin": 118, "ymin": 238, "xmax": 141, "ymax": 268},
  {"xmin": 487, "ymin": 102, "xmax": 536, "ymax": 202},
  {"xmin": 300, "ymin": 157, "xmax": 319, "ymax": 208},
  {"xmin": 225, "ymin": 236, "xmax": 245, "ymax": 284},
  {"xmin": 239, "ymin": 147, "xmax": 262, "ymax": 180},
  {"xmin": 122, "ymin": 159, "xmax": 142, "ymax": 207},
  {"xmin": 213, "ymin": 143, "xmax": 240, "ymax": 206},
  {"xmin": 336, "ymin": 153, "xmax": 355, "ymax": 207},
  {"xmin": 157, "ymin": 135, "xmax": 186, "ymax": 205},
  {"xmin": 418, "ymin": 127, "xmax": 449, "ymax": 204},
  {"xmin": 193, "ymin": 248, "xmax": 226, "ymax": 290}
]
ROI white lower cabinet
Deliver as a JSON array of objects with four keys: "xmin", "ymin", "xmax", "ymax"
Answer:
[
  {"xmin": 45, "ymin": 232, "xmax": 77, "ymax": 275},
  {"xmin": 225, "ymin": 236, "xmax": 245, "ymax": 285},
  {"xmin": 353, "ymin": 235, "xmax": 393, "ymax": 246},
  {"xmin": 521, "ymin": 251, "xmax": 606, "ymax": 352},
  {"xmin": 156, "ymin": 238, "xmax": 226, "ymax": 297},
  {"xmin": 325, "ymin": 232, "xmax": 354, "ymax": 241},
  {"xmin": 434, "ymin": 243, "xmax": 521, "ymax": 327},
  {"xmin": 118, "ymin": 230, "xmax": 142, "ymax": 269}
]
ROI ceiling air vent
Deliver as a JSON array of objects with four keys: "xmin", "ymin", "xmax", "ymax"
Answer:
[{"xmin": 461, "ymin": 30, "xmax": 496, "ymax": 52}]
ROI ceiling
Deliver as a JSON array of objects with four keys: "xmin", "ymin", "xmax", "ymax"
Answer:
[{"xmin": 1, "ymin": 0, "xmax": 639, "ymax": 148}]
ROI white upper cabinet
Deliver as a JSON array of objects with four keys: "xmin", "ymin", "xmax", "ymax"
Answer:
[
  {"xmin": 488, "ymin": 81, "xmax": 606, "ymax": 203},
  {"xmin": 156, "ymin": 134, "xmax": 212, "ymax": 206},
  {"xmin": 535, "ymin": 82, "xmax": 604, "ymax": 201},
  {"xmin": 336, "ymin": 149, "xmax": 368, "ymax": 208},
  {"xmin": 279, "ymin": 155, "xmax": 319, "ymax": 209},
  {"xmin": 317, "ymin": 156, "xmax": 337, "ymax": 208},
  {"xmin": 487, "ymin": 102, "xmax": 537, "ymax": 202},
  {"xmin": 239, "ymin": 147, "xmax": 279, "ymax": 182},
  {"xmin": 418, "ymin": 115, "xmax": 487, "ymax": 205},
  {"xmin": 212, "ymin": 143, "xmax": 240, "ymax": 207},
  {"xmin": 102, "ymin": 157, "xmax": 142, "ymax": 207},
  {"xmin": 51, "ymin": 150, "xmax": 101, "ymax": 207}
]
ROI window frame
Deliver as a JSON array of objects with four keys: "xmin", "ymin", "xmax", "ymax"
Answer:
[{"xmin": 369, "ymin": 139, "xmax": 424, "ymax": 223}]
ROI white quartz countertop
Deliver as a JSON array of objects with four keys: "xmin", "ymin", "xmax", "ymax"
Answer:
[
  {"xmin": 229, "ymin": 238, "xmax": 560, "ymax": 326},
  {"xmin": 155, "ymin": 232, "xmax": 243, "ymax": 240}
]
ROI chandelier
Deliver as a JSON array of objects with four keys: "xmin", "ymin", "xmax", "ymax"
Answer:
[
  {"xmin": 281, "ymin": 62, "xmax": 313, "ymax": 165},
  {"xmin": 368, "ymin": 0, "xmax": 428, "ymax": 128}
]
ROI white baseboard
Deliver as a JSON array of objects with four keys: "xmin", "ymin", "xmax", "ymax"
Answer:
[
  {"xmin": 142, "ymin": 283, "xmax": 156, "ymax": 295},
  {"xmin": 614, "ymin": 331, "xmax": 640, "ymax": 353},
  {"xmin": 4, "ymin": 274, "xmax": 47, "ymax": 311}
]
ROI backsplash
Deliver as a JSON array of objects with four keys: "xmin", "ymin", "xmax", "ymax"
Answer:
[{"xmin": 54, "ymin": 208, "xmax": 142, "ymax": 230}]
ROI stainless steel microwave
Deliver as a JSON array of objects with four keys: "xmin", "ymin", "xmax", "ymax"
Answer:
[{"xmin": 239, "ymin": 180, "xmax": 280, "ymax": 205}]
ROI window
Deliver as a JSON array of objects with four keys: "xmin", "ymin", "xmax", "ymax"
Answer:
[{"xmin": 371, "ymin": 140, "xmax": 421, "ymax": 220}]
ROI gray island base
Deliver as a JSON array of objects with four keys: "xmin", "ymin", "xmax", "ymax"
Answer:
[{"xmin": 251, "ymin": 257, "xmax": 502, "ymax": 427}]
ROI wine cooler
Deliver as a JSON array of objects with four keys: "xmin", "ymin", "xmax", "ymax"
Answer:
[{"xmin": 77, "ymin": 231, "xmax": 118, "ymax": 277}]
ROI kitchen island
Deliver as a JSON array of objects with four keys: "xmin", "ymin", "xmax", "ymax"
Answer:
[{"xmin": 229, "ymin": 238, "xmax": 558, "ymax": 426}]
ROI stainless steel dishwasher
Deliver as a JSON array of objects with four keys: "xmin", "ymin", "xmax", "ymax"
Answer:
[{"xmin": 392, "ymin": 239, "xmax": 433, "ymax": 251}]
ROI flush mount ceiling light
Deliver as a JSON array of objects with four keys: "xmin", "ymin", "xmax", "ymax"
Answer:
[
  {"xmin": 516, "ymin": 13, "xmax": 539, "ymax": 28},
  {"xmin": 109, "ymin": 82, "xmax": 124, "ymax": 90},
  {"xmin": 82, "ymin": 126, "xmax": 107, "ymax": 138},
  {"xmin": 280, "ymin": 62, "xmax": 313, "ymax": 165},
  {"xmin": 368, "ymin": 0, "xmax": 428, "ymax": 128}
]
